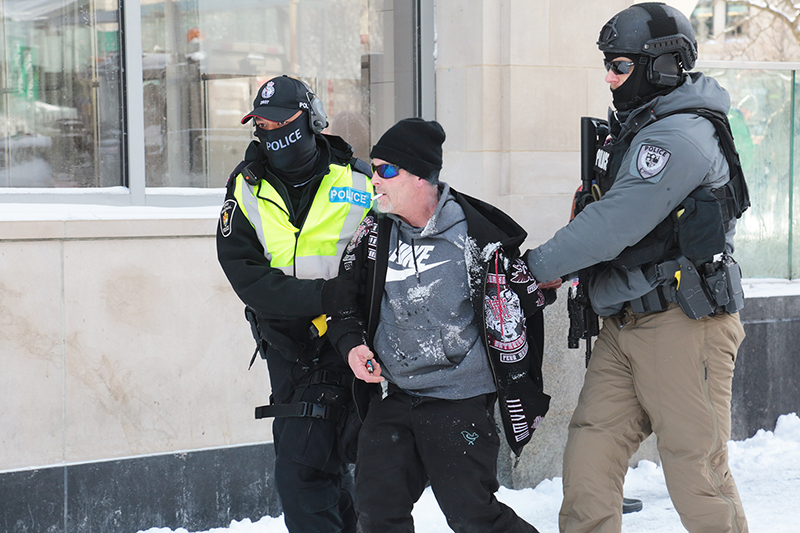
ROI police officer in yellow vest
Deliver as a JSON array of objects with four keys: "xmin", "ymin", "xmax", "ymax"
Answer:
[{"xmin": 216, "ymin": 75, "xmax": 372, "ymax": 533}]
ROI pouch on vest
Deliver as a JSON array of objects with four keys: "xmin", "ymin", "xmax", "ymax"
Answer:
[
  {"xmin": 673, "ymin": 187, "xmax": 726, "ymax": 266},
  {"xmin": 610, "ymin": 218, "xmax": 674, "ymax": 270}
]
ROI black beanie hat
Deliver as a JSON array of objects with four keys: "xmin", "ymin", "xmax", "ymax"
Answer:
[{"xmin": 370, "ymin": 118, "xmax": 446, "ymax": 181}]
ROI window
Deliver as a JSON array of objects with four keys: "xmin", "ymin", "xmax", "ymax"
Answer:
[
  {"xmin": 0, "ymin": 0, "xmax": 125, "ymax": 188},
  {"xmin": 692, "ymin": 1, "xmax": 749, "ymax": 43},
  {"xmin": 140, "ymin": 0, "xmax": 371, "ymax": 188},
  {"xmin": 726, "ymin": 4, "xmax": 748, "ymax": 38},
  {"xmin": 698, "ymin": 66, "xmax": 800, "ymax": 278},
  {"xmin": 692, "ymin": 1, "xmax": 714, "ymax": 42},
  {"xmin": 0, "ymin": 0, "xmax": 431, "ymax": 201}
]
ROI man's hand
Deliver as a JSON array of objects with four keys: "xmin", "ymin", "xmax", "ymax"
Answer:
[
  {"xmin": 539, "ymin": 278, "xmax": 563, "ymax": 290},
  {"xmin": 348, "ymin": 345, "xmax": 384, "ymax": 383}
]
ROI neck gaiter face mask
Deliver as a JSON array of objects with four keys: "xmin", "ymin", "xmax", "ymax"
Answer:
[
  {"xmin": 254, "ymin": 116, "xmax": 319, "ymax": 184},
  {"xmin": 610, "ymin": 55, "xmax": 673, "ymax": 113},
  {"xmin": 611, "ymin": 58, "xmax": 647, "ymax": 112}
]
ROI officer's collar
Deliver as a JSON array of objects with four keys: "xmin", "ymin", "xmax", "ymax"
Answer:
[{"xmin": 612, "ymin": 101, "xmax": 658, "ymax": 141}]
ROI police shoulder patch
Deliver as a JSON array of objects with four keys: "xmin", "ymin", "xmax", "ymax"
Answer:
[
  {"xmin": 220, "ymin": 199, "xmax": 237, "ymax": 237},
  {"xmin": 636, "ymin": 144, "xmax": 671, "ymax": 179}
]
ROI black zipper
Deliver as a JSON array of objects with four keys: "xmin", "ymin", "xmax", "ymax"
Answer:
[
  {"xmin": 292, "ymin": 230, "xmax": 301, "ymax": 277},
  {"xmin": 254, "ymin": 181, "xmax": 291, "ymax": 218}
]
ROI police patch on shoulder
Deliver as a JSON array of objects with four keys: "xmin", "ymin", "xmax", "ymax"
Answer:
[
  {"xmin": 636, "ymin": 144, "xmax": 671, "ymax": 179},
  {"xmin": 220, "ymin": 199, "xmax": 237, "ymax": 237}
]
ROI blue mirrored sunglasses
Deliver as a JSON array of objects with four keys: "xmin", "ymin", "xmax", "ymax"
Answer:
[{"xmin": 371, "ymin": 163, "xmax": 400, "ymax": 179}]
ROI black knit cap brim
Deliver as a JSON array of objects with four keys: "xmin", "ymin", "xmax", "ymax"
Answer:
[{"xmin": 370, "ymin": 118, "xmax": 446, "ymax": 181}]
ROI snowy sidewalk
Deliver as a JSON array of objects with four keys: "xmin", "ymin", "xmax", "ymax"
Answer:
[{"xmin": 140, "ymin": 412, "xmax": 800, "ymax": 533}]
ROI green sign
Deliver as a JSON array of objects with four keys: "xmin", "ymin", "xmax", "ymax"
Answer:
[{"xmin": 14, "ymin": 41, "xmax": 39, "ymax": 101}]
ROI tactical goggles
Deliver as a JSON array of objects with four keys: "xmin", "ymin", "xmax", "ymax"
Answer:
[
  {"xmin": 604, "ymin": 60, "xmax": 635, "ymax": 75},
  {"xmin": 371, "ymin": 163, "xmax": 401, "ymax": 179}
]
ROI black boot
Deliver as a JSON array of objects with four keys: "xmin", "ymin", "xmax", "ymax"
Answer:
[{"xmin": 623, "ymin": 497, "xmax": 643, "ymax": 514}]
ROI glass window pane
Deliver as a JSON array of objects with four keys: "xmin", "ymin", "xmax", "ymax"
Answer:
[
  {"xmin": 691, "ymin": 1, "xmax": 714, "ymax": 43},
  {"xmin": 141, "ymin": 0, "xmax": 407, "ymax": 188},
  {"xmin": 693, "ymin": 1, "xmax": 800, "ymax": 61},
  {"xmin": 701, "ymin": 68, "xmax": 793, "ymax": 278},
  {"xmin": 0, "ymin": 0, "xmax": 124, "ymax": 188}
]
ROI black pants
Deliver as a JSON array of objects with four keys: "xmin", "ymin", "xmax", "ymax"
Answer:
[
  {"xmin": 273, "ymin": 383, "xmax": 357, "ymax": 533},
  {"xmin": 355, "ymin": 390, "xmax": 538, "ymax": 533}
]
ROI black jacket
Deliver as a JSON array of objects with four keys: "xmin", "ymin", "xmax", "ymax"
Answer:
[
  {"xmin": 328, "ymin": 185, "xmax": 553, "ymax": 456},
  {"xmin": 216, "ymin": 134, "xmax": 366, "ymax": 402}
]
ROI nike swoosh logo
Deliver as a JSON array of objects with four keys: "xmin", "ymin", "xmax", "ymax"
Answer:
[{"xmin": 385, "ymin": 260, "xmax": 450, "ymax": 282}]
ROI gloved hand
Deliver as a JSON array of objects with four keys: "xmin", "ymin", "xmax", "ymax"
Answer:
[{"xmin": 321, "ymin": 278, "xmax": 360, "ymax": 317}]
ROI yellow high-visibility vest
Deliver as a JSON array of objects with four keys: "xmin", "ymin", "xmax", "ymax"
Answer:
[{"xmin": 234, "ymin": 164, "xmax": 372, "ymax": 279}]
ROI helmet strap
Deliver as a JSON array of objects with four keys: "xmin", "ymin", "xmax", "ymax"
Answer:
[{"xmin": 640, "ymin": 2, "xmax": 680, "ymax": 39}]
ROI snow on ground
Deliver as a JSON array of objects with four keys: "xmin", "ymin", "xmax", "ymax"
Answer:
[{"xmin": 140, "ymin": 412, "xmax": 800, "ymax": 533}]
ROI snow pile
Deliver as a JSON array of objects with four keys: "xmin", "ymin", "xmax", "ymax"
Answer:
[{"xmin": 140, "ymin": 412, "xmax": 800, "ymax": 533}]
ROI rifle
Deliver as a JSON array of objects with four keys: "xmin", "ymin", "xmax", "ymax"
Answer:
[
  {"xmin": 566, "ymin": 117, "xmax": 608, "ymax": 366},
  {"xmin": 567, "ymin": 278, "xmax": 598, "ymax": 366}
]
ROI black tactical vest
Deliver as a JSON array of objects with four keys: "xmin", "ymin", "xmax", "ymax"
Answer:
[{"xmin": 593, "ymin": 108, "xmax": 749, "ymax": 270}]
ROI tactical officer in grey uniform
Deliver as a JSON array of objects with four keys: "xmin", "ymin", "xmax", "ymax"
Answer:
[{"xmin": 525, "ymin": 4, "xmax": 749, "ymax": 532}]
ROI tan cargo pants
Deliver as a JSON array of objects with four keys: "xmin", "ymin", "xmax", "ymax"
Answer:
[{"xmin": 559, "ymin": 304, "xmax": 748, "ymax": 533}]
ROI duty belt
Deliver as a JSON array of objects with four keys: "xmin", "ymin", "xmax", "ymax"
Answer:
[
  {"xmin": 626, "ymin": 254, "xmax": 744, "ymax": 319},
  {"xmin": 627, "ymin": 284, "xmax": 677, "ymax": 314},
  {"xmin": 255, "ymin": 401, "xmax": 345, "ymax": 421}
]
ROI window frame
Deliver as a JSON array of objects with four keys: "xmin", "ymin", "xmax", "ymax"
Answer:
[{"xmin": 0, "ymin": 0, "xmax": 435, "ymax": 208}]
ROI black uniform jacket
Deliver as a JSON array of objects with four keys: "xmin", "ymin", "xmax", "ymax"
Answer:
[{"xmin": 216, "ymin": 134, "xmax": 363, "ymax": 402}]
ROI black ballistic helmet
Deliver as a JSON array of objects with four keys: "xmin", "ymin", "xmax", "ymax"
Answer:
[{"xmin": 598, "ymin": 2, "xmax": 697, "ymax": 87}]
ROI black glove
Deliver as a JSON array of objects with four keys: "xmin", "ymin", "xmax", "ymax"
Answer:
[{"xmin": 321, "ymin": 278, "xmax": 359, "ymax": 317}]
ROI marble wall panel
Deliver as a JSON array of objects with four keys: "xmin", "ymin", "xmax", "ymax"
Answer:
[
  {"xmin": 436, "ymin": 66, "xmax": 468, "ymax": 153},
  {"xmin": 510, "ymin": 67, "xmax": 587, "ymax": 153},
  {"xmin": 61, "ymin": 235, "xmax": 267, "ymax": 463},
  {"xmin": 509, "ymin": 151, "xmax": 581, "ymax": 198},
  {"xmin": 441, "ymin": 151, "xmax": 505, "ymax": 207},
  {"xmin": 0, "ymin": 240, "xmax": 64, "ymax": 469},
  {"xmin": 509, "ymin": 0, "xmax": 549, "ymax": 66},
  {"xmin": 466, "ymin": 66, "xmax": 505, "ymax": 153},
  {"xmin": 548, "ymin": 0, "xmax": 629, "ymax": 69},
  {"xmin": 436, "ymin": 1, "xmax": 484, "ymax": 68}
]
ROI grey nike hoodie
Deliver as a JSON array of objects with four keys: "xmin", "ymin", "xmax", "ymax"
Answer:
[{"xmin": 373, "ymin": 184, "xmax": 496, "ymax": 399}]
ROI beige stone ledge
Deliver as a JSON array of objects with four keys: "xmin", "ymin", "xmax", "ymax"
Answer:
[{"xmin": 0, "ymin": 205, "xmax": 219, "ymax": 241}]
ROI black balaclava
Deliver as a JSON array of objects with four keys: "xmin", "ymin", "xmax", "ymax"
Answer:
[
  {"xmin": 254, "ymin": 114, "xmax": 320, "ymax": 184},
  {"xmin": 607, "ymin": 53, "xmax": 671, "ymax": 113}
]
